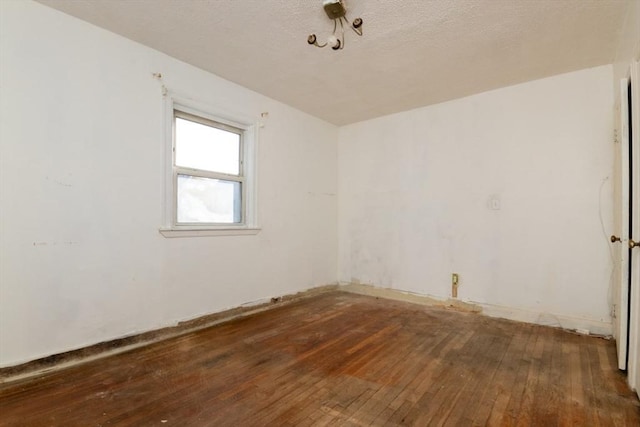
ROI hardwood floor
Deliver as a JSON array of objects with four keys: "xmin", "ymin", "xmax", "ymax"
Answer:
[{"xmin": 1, "ymin": 291, "xmax": 638, "ymax": 426}]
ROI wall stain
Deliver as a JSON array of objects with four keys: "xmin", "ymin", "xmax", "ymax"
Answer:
[{"xmin": 33, "ymin": 241, "xmax": 79, "ymax": 247}]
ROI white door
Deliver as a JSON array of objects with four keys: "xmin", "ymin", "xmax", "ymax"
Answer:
[
  {"xmin": 614, "ymin": 61, "xmax": 640, "ymax": 393},
  {"xmin": 628, "ymin": 61, "xmax": 640, "ymax": 394}
]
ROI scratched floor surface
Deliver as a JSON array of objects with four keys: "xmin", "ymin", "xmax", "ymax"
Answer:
[{"xmin": 0, "ymin": 291, "xmax": 638, "ymax": 426}]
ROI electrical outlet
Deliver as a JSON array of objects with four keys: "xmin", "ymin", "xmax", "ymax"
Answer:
[{"xmin": 452, "ymin": 273, "xmax": 459, "ymax": 298}]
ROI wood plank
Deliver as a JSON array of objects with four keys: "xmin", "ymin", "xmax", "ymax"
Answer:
[{"xmin": 1, "ymin": 291, "xmax": 638, "ymax": 426}]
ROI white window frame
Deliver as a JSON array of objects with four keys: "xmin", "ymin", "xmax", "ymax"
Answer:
[{"xmin": 160, "ymin": 94, "xmax": 259, "ymax": 237}]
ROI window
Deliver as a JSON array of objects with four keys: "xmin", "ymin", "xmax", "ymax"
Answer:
[
  {"xmin": 175, "ymin": 111, "xmax": 244, "ymax": 224},
  {"xmin": 161, "ymin": 98, "xmax": 258, "ymax": 237}
]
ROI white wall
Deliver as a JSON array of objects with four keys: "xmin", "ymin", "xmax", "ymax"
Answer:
[
  {"xmin": 612, "ymin": 0, "xmax": 640, "ymax": 97},
  {"xmin": 0, "ymin": 0, "xmax": 623, "ymax": 369},
  {"xmin": 339, "ymin": 65, "xmax": 615, "ymax": 334},
  {"xmin": 0, "ymin": 1, "xmax": 338, "ymax": 367}
]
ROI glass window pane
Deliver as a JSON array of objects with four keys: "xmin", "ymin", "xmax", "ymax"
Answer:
[
  {"xmin": 175, "ymin": 117, "xmax": 240, "ymax": 175},
  {"xmin": 177, "ymin": 175, "xmax": 242, "ymax": 224}
]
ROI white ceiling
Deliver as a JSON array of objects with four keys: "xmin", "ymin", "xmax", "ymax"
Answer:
[{"xmin": 37, "ymin": 0, "xmax": 630, "ymax": 126}]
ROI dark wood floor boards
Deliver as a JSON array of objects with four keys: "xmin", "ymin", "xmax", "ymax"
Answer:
[
  {"xmin": 345, "ymin": 333, "xmax": 434, "ymax": 425},
  {"xmin": 287, "ymin": 310, "xmax": 404, "ymax": 425},
  {"xmin": 579, "ymin": 333, "xmax": 601, "ymax": 426},
  {"xmin": 587, "ymin": 342, "xmax": 613, "ymax": 426},
  {"xmin": 529, "ymin": 330, "xmax": 556, "ymax": 425},
  {"xmin": 238, "ymin": 302, "xmax": 394, "ymax": 426},
  {"xmin": 419, "ymin": 331, "xmax": 500, "ymax": 425},
  {"xmin": 382, "ymin": 329, "xmax": 460, "ymax": 424},
  {"xmin": 493, "ymin": 324, "xmax": 538, "ymax": 426},
  {"xmin": 590, "ymin": 341, "xmax": 629, "ymax": 426},
  {"xmin": 209, "ymin": 332, "xmax": 349, "ymax": 422},
  {"xmin": 185, "ymin": 300, "xmax": 350, "ymax": 425},
  {"xmin": 467, "ymin": 329, "xmax": 519, "ymax": 426},
  {"xmin": 454, "ymin": 327, "xmax": 527, "ymax": 426},
  {"xmin": 514, "ymin": 331, "xmax": 545, "ymax": 427},
  {"xmin": 371, "ymin": 331, "xmax": 450, "ymax": 424},
  {"xmin": 320, "ymin": 308, "xmax": 414, "ymax": 423},
  {"xmin": 1, "ymin": 291, "xmax": 639, "ymax": 426},
  {"xmin": 441, "ymin": 335, "xmax": 503, "ymax": 426}
]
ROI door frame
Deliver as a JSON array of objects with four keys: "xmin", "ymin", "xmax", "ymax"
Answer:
[
  {"xmin": 615, "ymin": 61, "xmax": 640, "ymax": 392},
  {"xmin": 615, "ymin": 74, "xmax": 631, "ymax": 371},
  {"xmin": 628, "ymin": 60, "xmax": 640, "ymax": 394}
]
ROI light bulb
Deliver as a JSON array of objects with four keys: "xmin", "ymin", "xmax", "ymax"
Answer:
[{"xmin": 327, "ymin": 35, "xmax": 339, "ymax": 48}]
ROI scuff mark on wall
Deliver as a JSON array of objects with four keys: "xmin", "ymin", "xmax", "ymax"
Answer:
[
  {"xmin": 45, "ymin": 176, "xmax": 73, "ymax": 188},
  {"xmin": 33, "ymin": 241, "xmax": 79, "ymax": 247}
]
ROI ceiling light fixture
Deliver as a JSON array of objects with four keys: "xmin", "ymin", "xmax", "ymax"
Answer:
[{"xmin": 307, "ymin": 0, "xmax": 363, "ymax": 51}]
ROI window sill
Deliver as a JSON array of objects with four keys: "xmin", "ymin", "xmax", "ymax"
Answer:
[{"xmin": 159, "ymin": 228, "xmax": 261, "ymax": 238}]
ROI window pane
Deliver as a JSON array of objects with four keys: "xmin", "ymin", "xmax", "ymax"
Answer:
[
  {"xmin": 177, "ymin": 175, "xmax": 242, "ymax": 224},
  {"xmin": 175, "ymin": 117, "xmax": 240, "ymax": 175}
]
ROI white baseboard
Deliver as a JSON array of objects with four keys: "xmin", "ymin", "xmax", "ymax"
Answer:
[
  {"xmin": 340, "ymin": 283, "xmax": 613, "ymax": 337},
  {"xmin": 478, "ymin": 302, "xmax": 612, "ymax": 336}
]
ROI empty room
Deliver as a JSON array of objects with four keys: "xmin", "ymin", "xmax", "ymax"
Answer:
[{"xmin": 1, "ymin": 0, "xmax": 640, "ymax": 425}]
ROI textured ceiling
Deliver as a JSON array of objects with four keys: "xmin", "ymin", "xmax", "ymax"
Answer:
[{"xmin": 37, "ymin": 0, "xmax": 630, "ymax": 125}]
